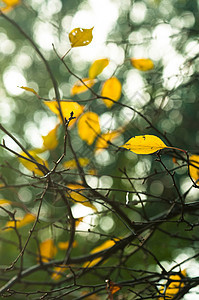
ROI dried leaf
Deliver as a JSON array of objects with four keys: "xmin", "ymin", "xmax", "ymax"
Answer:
[
  {"xmin": 106, "ymin": 279, "xmax": 121, "ymax": 296},
  {"xmin": 19, "ymin": 151, "xmax": 49, "ymax": 176},
  {"xmin": 101, "ymin": 77, "xmax": 122, "ymax": 108},
  {"xmin": 69, "ymin": 27, "xmax": 94, "ymax": 48},
  {"xmin": 63, "ymin": 158, "xmax": 90, "ymax": 169},
  {"xmin": 121, "ymin": 135, "xmax": 167, "ymax": 154},
  {"xmin": 78, "ymin": 112, "xmax": 101, "ymax": 145},
  {"xmin": 58, "ymin": 240, "xmax": 77, "ymax": 250},
  {"xmin": 131, "ymin": 58, "xmax": 154, "ymax": 71},
  {"xmin": 89, "ymin": 58, "xmax": 109, "ymax": 79},
  {"xmin": 20, "ymin": 86, "xmax": 38, "ymax": 96},
  {"xmin": 95, "ymin": 130, "xmax": 122, "ymax": 153},
  {"xmin": 189, "ymin": 154, "xmax": 199, "ymax": 184},
  {"xmin": 159, "ymin": 270, "xmax": 186, "ymax": 300},
  {"xmin": 44, "ymin": 101, "xmax": 84, "ymax": 125},
  {"xmin": 67, "ymin": 183, "xmax": 97, "ymax": 211},
  {"xmin": 42, "ymin": 124, "xmax": 59, "ymax": 151},
  {"xmin": 38, "ymin": 239, "xmax": 57, "ymax": 263},
  {"xmin": 71, "ymin": 78, "xmax": 96, "ymax": 95},
  {"xmin": 4, "ymin": 213, "xmax": 36, "ymax": 231}
]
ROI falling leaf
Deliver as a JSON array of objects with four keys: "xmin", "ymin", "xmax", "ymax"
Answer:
[
  {"xmin": 95, "ymin": 130, "xmax": 123, "ymax": 153},
  {"xmin": 42, "ymin": 124, "xmax": 59, "ymax": 151},
  {"xmin": 69, "ymin": 27, "xmax": 94, "ymax": 48},
  {"xmin": 159, "ymin": 270, "xmax": 186, "ymax": 300},
  {"xmin": 19, "ymin": 151, "xmax": 49, "ymax": 176},
  {"xmin": 4, "ymin": 213, "xmax": 36, "ymax": 231},
  {"xmin": 44, "ymin": 101, "xmax": 84, "ymax": 126},
  {"xmin": 20, "ymin": 86, "xmax": 38, "ymax": 96},
  {"xmin": 58, "ymin": 240, "xmax": 78, "ymax": 250},
  {"xmin": 89, "ymin": 58, "xmax": 109, "ymax": 79},
  {"xmin": 78, "ymin": 112, "xmax": 101, "ymax": 145},
  {"xmin": 83, "ymin": 239, "xmax": 119, "ymax": 268},
  {"xmin": 101, "ymin": 77, "xmax": 122, "ymax": 108},
  {"xmin": 67, "ymin": 183, "xmax": 97, "ymax": 211},
  {"xmin": 38, "ymin": 239, "xmax": 57, "ymax": 263},
  {"xmin": 51, "ymin": 265, "xmax": 68, "ymax": 281},
  {"xmin": 121, "ymin": 135, "xmax": 168, "ymax": 154},
  {"xmin": 131, "ymin": 58, "xmax": 154, "ymax": 71},
  {"xmin": 71, "ymin": 78, "xmax": 96, "ymax": 95},
  {"xmin": 189, "ymin": 154, "xmax": 199, "ymax": 184},
  {"xmin": 63, "ymin": 158, "xmax": 90, "ymax": 169}
]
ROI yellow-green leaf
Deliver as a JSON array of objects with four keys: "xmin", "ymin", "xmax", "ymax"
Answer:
[
  {"xmin": 38, "ymin": 239, "xmax": 57, "ymax": 263},
  {"xmin": 159, "ymin": 270, "xmax": 186, "ymax": 300},
  {"xmin": 131, "ymin": 58, "xmax": 154, "ymax": 71},
  {"xmin": 19, "ymin": 150, "xmax": 49, "ymax": 176},
  {"xmin": 4, "ymin": 213, "xmax": 36, "ymax": 231},
  {"xmin": 95, "ymin": 130, "xmax": 123, "ymax": 153},
  {"xmin": 69, "ymin": 27, "xmax": 94, "ymax": 48},
  {"xmin": 71, "ymin": 78, "xmax": 96, "ymax": 95},
  {"xmin": 44, "ymin": 101, "xmax": 84, "ymax": 126},
  {"xmin": 189, "ymin": 154, "xmax": 199, "ymax": 185},
  {"xmin": 121, "ymin": 135, "xmax": 167, "ymax": 154},
  {"xmin": 63, "ymin": 158, "xmax": 90, "ymax": 169},
  {"xmin": 89, "ymin": 58, "xmax": 109, "ymax": 79},
  {"xmin": 20, "ymin": 86, "xmax": 38, "ymax": 96},
  {"xmin": 67, "ymin": 183, "xmax": 97, "ymax": 211},
  {"xmin": 42, "ymin": 124, "xmax": 59, "ymax": 151},
  {"xmin": 78, "ymin": 112, "xmax": 101, "ymax": 145},
  {"xmin": 101, "ymin": 77, "xmax": 122, "ymax": 108}
]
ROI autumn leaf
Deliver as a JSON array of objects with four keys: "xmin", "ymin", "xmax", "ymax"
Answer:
[
  {"xmin": 38, "ymin": 239, "xmax": 57, "ymax": 263},
  {"xmin": 101, "ymin": 77, "xmax": 122, "ymax": 108},
  {"xmin": 131, "ymin": 58, "xmax": 154, "ymax": 71},
  {"xmin": 78, "ymin": 112, "xmax": 101, "ymax": 145},
  {"xmin": 69, "ymin": 27, "xmax": 94, "ymax": 48},
  {"xmin": 42, "ymin": 124, "xmax": 59, "ymax": 151},
  {"xmin": 121, "ymin": 135, "xmax": 168, "ymax": 154},
  {"xmin": 20, "ymin": 86, "xmax": 38, "ymax": 96},
  {"xmin": 19, "ymin": 151, "xmax": 49, "ymax": 176},
  {"xmin": 89, "ymin": 58, "xmax": 109, "ymax": 79},
  {"xmin": 95, "ymin": 130, "xmax": 123, "ymax": 153},
  {"xmin": 51, "ymin": 265, "xmax": 68, "ymax": 281},
  {"xmin": 4, "ymin": 213, "xmax": 36, "ymax": 231},
  {"xmin": 189, "ymin": 154, "xmax": 199, "ymax": 184},
  {"xmin": 44, "ymin": 101, "xmax": 84, "ymax": 126},
  {"xmin": 58, "ymin": 240, "xmax": 78, "ymax": 250},
  {"xmin": 106, "ymin": 279, "xmax": 121, "ymax": 298},
  {"xmin": 67, "ymin": 183, "xmax": 97, "ymax": 211},
  {"xmin": 63, "ymin": 158, "xmax": 90, "ymax": 169},
  {"xmin": 71, "ymin": 78, "xmax": 96, "ymax": 95},
  {"xmin": 1, "ymin": 0, "xmax": 20, "ymax": 12},
  {"xmin": 0, "ymin": 199, "xmax": 11, "ymax": 206},
  {"xmin": 159, "ymin": 270, "xmax": 186, "ymax": 300}
]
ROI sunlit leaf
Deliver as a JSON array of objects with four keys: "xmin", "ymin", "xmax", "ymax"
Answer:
[
  {"xmin": 89, "ymin": 58, "xmax": 109, "ymax": 79},
  {"xmin": 71, "ymin": 78, "xmax": 96, "ymax": 95},
  {"xmin": 0, "ymin": 199, "xmax": 11, "ymax": 205},
  {"xmin": 44, "ymin": 101, "xmax": 84, "ymax": 126},
  {"xmin": 63, "ymin": 158, "xmax": 90, "ymax": 169},
  {"xmin": 95, "ymin": 130, "xmax": 123, "ymax": 153},
  {"xmin": 78, "ymin": 112, "xmax": 101, "ymax": 145},
  {"xmin": 58, "ymin": 240, "xmax": 78, "ymax": 250},
  {"xmin": 38, "ymin": 239, "xmax": 57, "ymax": 263},
  {"xmin": 20, "ymin": 86, "xmax": 38, "ymax": 96},
  {"xmin": 67, "ymin": 183, "xmax": 97, "ymax": 211},
  {"xmin": 19, "ymin": 151, "xmax": 49, "ymax": 176},
  {"xmin": 189, "ymin": 154, "xmax": 199, "ymax": 185},
  {"xmin": 42, "ymin": 124, "xmax": 59, "ymax": 151},
  {"xmin": 4, "ymin": 213, "xmax": 36, "ymax": 231},
  {"xmin": 131, "ymin": 58, "xmax": 154, "ymax": 71},
  {"xmin": 1, "ymin": 0, "xmax": 20, "ymax": 12},
  {"xmin": 69, "ymin": 27, "xmax": 94, "ymax": 48},
  {"xmin": 83, "ymin": 239, "xmax": 119, "ymax": 268},
  {"xmin": 159, "ymin": 270, "xmax": 186, "ymax": 300},
  {"xmin": 101, "ymin": 77, "xmax": 122, "ymax": 108},
  {"xmin": 121, "ymin": 135, "xmax": 168, "ymax": 154},
  {"xmin": 51, "ymin": 265, "xmax": 68, "ymax": 281}
]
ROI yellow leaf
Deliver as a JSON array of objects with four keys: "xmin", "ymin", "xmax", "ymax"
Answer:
[
  {"xmin": 95, "ymin": 130, "xmax": 122, "ymax": 153},
  {"xmin": 2, "ymin": 0, "xmax": 20, "ymax": 5},
  {"xmin": 0, "ymin": 199, "xmax": 11, "ymax": 206},
  {"xmin": 19, "ymin": 151, "xmax": 49, "ymax": 176},
  {"xmin": 38, "ymin": 239, "xmax": 57, "ymax": 263},
  {"xmin": 189, "ymin": 155, "xmax": 199, "ymax": 185},
  {"xmin": 44, "ymin": 101, "xmax": 84, "ymax": 126},
  {"xmin": 51, "ymin": 265, "xmax": 68, "ymax": 281},
  {"xmin": 121, "ymin": 135, "xmax": 167, "ymax": 154},
  {"xmin": 101, "ymin": 77, "xmax": 122, "ymax": 108},
  {"xmin": 159, "ymin": 270, "xmax": 186, "ymax": 300},
  {"xmin": 131, "ymin": 58, "xmax": 154, "ymax": 71},
  {"xmin": 4, "ymin": 213, "xmax": 36, "ymax": 231},
  {"xmin": 67, "ymin": 183, "xmax": 97, "ymax": 211},
  {"xmin": 83, "ymin": 239, "xmax": 119, "ymax": 268},
  {"xmin": 89, "ymin": 58, "xmax": 109, "ymax": 79},
  {"xmin": 58, "ymin": 240, "xmax": 77, "ymax": 250},
  {"xmin": 63, "ymin": 158, "xmax": 90, "ymax": 169},
  {"xmin": 20, "ymin": 86, "xmax": 38, "ymax": 96},
  {"xmin": 71, "ymin": 78, "xmax": 96, "ymax": 95},
  {"xmin": 42, "ymin": 124, "xmax": 59, "ymax": 151},
  {"xmin": 78, "ymin": 112, "xmax": 101, "ymax": 145},
  {"xmin": 69, "ymin": 27, "xmax": 94, "ymax": 48}
]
